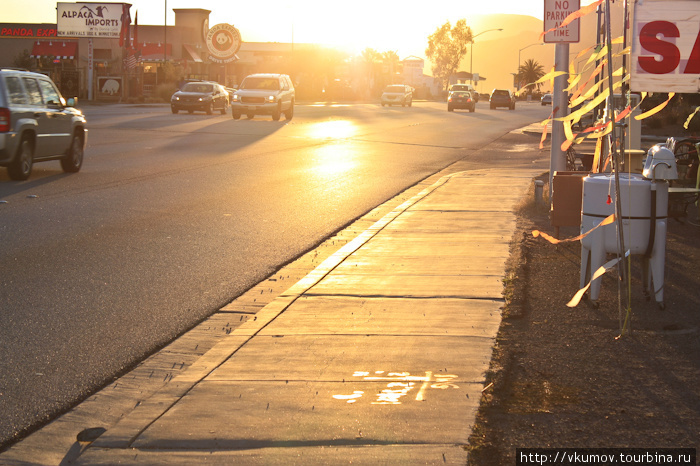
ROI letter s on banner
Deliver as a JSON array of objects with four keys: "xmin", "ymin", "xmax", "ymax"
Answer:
[{"xmin": 638, "ymin": 21, "xmax": 680, "ymax": 74}]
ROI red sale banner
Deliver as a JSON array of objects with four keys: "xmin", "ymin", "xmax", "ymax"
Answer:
[{"xmin": 632, "ymin": 0, "xmax": 700, "ymax": 92}]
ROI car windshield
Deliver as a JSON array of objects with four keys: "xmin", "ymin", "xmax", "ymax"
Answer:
[
  {"xmin": 493, "ymin": 90, "xmax": 509, "ymax": 96},
  {"xmin": 452, "ymin": 85, "xmax": 469, "ymax": 91},
  {"xmin": 183, "ymin": 83, "xmax": 214, "ymax": 93},
  {"xmin": 241, "ymin": 77, "xmax": 280, "ymax": 91},
  {"xmin": 384, "ymin": 85, "xmax": 405, "ymax": 93}
]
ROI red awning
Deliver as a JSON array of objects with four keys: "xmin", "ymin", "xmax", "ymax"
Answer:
[
  {"xmin": 136, "ymin": 42, "xmax": 172, "ymax": 61},
  {"xmin": 31, "ymin": 41, "xmax": 77, "ymax": 59},
  {"xmin": 183, "ymin": 44, "xmax": 203, "ymax": 63}
]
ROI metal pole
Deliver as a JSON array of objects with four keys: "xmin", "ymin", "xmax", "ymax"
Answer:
[
  {"xmin": 164, "ymin": 0, "xmax": 167, "ymax": 62},
  {"xmin": 88, "ymin": 38, "xmax": 93, "ymax": 101},
  {"xmin": 470, "ymin": 41, "xmax": 473, "ymax": 86},
  {"xmin": 549, "ymin": 42, "xmax": 569, "ymax": 203}
]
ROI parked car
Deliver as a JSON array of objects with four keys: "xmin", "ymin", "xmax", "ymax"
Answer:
[
  {"xmin": 224, "ymin": 86, "xmax": 237, "ymax": 103},
  {"xmin": 541, "ymin": 93, "xmax": 553, "ymax": 106},
  {"xmin": 381, "ymin": 84, "xmax": 413, "ymax": 107},
  {"xmin": 447, "ymin": 89, "xmax": 476, "ymax": 113},
  {"xmin": 449, "ymin": 83, "xmax": 479, "ymax": 102},
  {"xmin": 171, "ymin": 81, "xmax": 229, "ymax": 115},
  {"xmin": 230, "ymin": 74, "xmax": 295, "ymax": 121},
  {"xmin": 490, "ymin": 89, "xmax": 516, "ymax": 110},
  {"xmin": 0, "ymin": 68, "xmax": 87, "ymax": 180}
]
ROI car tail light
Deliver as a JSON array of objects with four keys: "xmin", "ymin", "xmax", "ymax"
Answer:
[{"xmin": 0, "ymin": 108, "xmax": 10, "ymax": 132}]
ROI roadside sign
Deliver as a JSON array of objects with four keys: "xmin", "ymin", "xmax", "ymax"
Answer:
[
  {"xmin": 544, "ymin": 0, "xmax": 581, "ymax": 43},
  {"xmin": 57, "ymin": 3, "xmax": 125, "ymax": 38},
  {"xmin": 631, "ymin": 0, "xmax": 700, "ymax": 92},
  {"xmin": 206, "ymin": 23, "xmax": 241, "ymax": 63}
]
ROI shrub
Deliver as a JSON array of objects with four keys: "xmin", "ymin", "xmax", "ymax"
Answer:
[{"xmin": 155, "ymin": 83, "xmax": 177, "ymax": 103}]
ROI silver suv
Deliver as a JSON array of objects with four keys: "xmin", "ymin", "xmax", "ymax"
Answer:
[
  {"xmin": 230, "ymin": 74, "xmax": 295, "ymax": 121},
  {"xmin": 0, "ymin": 69, "xmax": 87, "ymax": 180}
]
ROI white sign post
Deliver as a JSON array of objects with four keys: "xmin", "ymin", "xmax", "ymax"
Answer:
[
  {"xmin": 544, "ymin": 0, "xmax": 580, "ymax": 202},
  {"xmin": 631, "ymin": 0, "xmax": 700, "ymax": 92}
]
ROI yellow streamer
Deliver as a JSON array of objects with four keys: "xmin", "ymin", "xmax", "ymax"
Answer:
[
  {"xmin": 635, "ymin": 92, "xmax": 675, "ymax": 120},
  {"xmin": 615, "ymin": 46, "xmax": 631, "ymax": 58},
  {"xmin": 684, "ymin": 106, "xmax": 700, "ymax": 130},
  {"xmin": 560, "ymin": 86, "xmax": 611, "ymax": 123},
  {"xmin": 589, "ymin": 121, "xmax": 613, "ymax": 139},
  {"xmin": 570, "ymin": 79, "xmax": 605, "ymax": 107},
  {"xmin": 610, "ymin": 35, "xmax": 625, "ymax": 46},
  {"xmin": 570, "ymin": 61, "xmax": 606, "ymax": 102},
  {"xmin": 532, "ymin": 214, "xmax": 615, "ymax": 245},
  {"xmin": 592, "ymin": 137, "xmax": 603, "ymax": 173},
  {"xmin": 533, "ymin": 70, "xmax": 568, "ymax": 86},
  {"xmin": 567, "ymin": 250, "xmax": 630, "ymax": 308},
  {"xmin": 612, "ymin": 66, "xmax": 626, "ymax": 77},
  {"xmin": 566, "ymin": 73, "xmax": 582, "ymax": 92},
  {"xmin": 563, "ymin": 119, "xmax": 575, "ymax": 145}
]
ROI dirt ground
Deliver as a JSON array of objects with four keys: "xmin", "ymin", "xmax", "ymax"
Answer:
[{"xmin": 466, "ymin": 172, "xmax": 700, "ymax": 464}]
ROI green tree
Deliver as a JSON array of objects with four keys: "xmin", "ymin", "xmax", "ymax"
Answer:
[
  {"xmin": 516, "ymin": 59, "xmax": 545, "ymax": 93},
  {"xmin": 425, "ymin": 19, "xmax": 472, "ymax": 90}
]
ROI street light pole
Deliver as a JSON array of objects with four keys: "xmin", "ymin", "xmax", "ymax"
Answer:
[
  {"xmin": 517, "ymin": 42, "xmax": 545, "ymax": 90},
  {"xmin": 469, "ymin": 28, "xmax": 503, "ymax": 86},
  {"xmin": 164, "ymin": 0, "xmax": 167, "ymax": 62}
]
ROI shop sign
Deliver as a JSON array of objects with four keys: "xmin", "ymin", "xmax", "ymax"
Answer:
[
  {"xmin": 543, "ymin": 0, "xmax": 580, "ymax": 43},
  {"xmin": 0, "ymin": 24, "xmax": 58, "ymax": 38},
  {"xmin": 97, "ymin": 76, "xmax": 122, "ymax": 99},
  {"xmin": 632, "ymin": 0, "xmax": 700, "ymax": 92},
  {"xmin": 206, "ymin": 23, "xmax": 241, "ymax": 63},
  {"xmin": 57, "ymin": 3, "xmax": 125, "ymax": 38}
]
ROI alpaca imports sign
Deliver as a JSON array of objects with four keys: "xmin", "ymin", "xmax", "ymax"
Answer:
[
  {"xmin": 205, "ymin": 23, "xmax": 241, "ymax": 63},
  {"xmin": 57, "ymin": 3, "xmax": 128, "ymax": 38},
  {"xmin": 632, "ymin": 0, "xmax": 700, "ymax": 92}
]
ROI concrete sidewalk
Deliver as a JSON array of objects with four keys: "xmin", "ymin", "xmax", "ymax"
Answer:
[{"xmin": 3, "ymin": 168, "xmax": 539, "ymax": 465}]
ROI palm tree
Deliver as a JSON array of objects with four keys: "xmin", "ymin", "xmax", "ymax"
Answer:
[
  {"xmin": 382, "ymin": 51, "xmax": 401, "ymax": 84},
  {"xmin": 361, "ymin": 48, "xmax": 381, "ymax": 96},
  {"xmin": 517, "ymin": 59, "xmax": 545, "ymax": 94}
]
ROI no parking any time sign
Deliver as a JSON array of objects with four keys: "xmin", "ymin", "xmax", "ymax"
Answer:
[{"xmin": 544, "ymin": 0, "xmax": 581, "ymax": 43}]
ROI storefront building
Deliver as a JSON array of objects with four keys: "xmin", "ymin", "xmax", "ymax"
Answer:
[
  {"xmin": 0, "ymin": 8, "xmax": 305, "ymax": 101},
  {"xmin": 1, "ymin": 5, "xmax": 437, "ymax": 102}
]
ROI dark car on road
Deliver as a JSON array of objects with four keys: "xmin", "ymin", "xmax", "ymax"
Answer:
[
  {"xmin": 171, "ymin": 81, "xmax": 229, "ymax": 115},
  {"xmin": 447, "ymin": 89, "xmax": 476, "ymax": 113},
  {"xmin": 489, "ymin": 89, "xmax": 516, "ymax": 110},
  {"xmin": 0, "ymin": 68, "xmax": 87, "ymax": 180}
]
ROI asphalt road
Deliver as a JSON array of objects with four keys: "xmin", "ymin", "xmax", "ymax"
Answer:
[{"xmin": 0, "ymin": 99, "xmax": 551, "ymax": 448}]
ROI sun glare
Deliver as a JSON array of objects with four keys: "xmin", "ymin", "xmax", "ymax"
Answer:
[
  {"xmin": 307, "ymin": 120, "xmax": 357, "ymax": 140},
  {"xmin": 310, "ymin": 144, "xmax": 357, "ymax": 178}
]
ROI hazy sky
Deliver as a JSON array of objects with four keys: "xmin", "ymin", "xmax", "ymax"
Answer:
[{"xmin": 6, "ymin": 0, "xmax": 559, "ymax": 57}]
